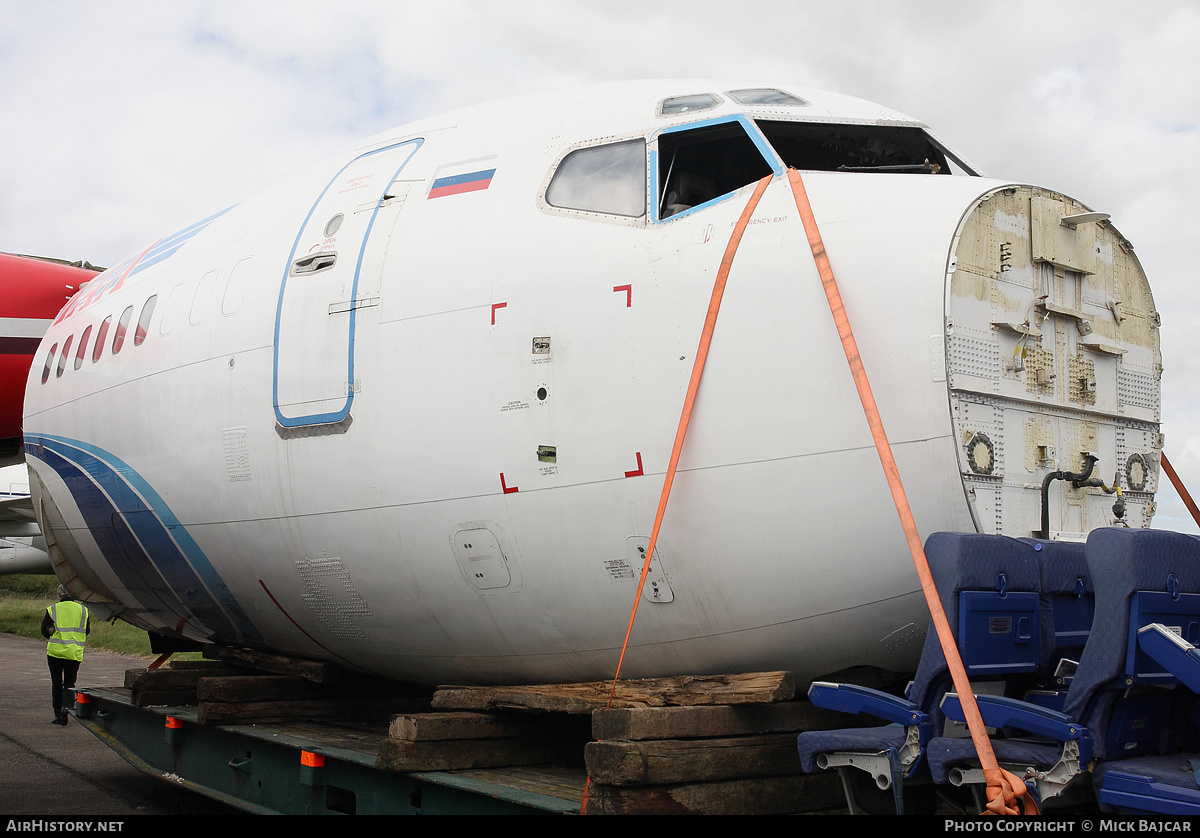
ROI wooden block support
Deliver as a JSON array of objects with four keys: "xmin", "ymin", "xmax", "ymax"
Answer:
[
  {"xmin": 433, "ymin": 671, "xmax": 795, "ymax": 714},
  {"xmin": 202, "ymin": 646, "xmax": 344, "ymax": 683},
  {"xmin": 124, "ymin": 666, "xmax": 241, "ymax": 690},
  {"xmin": 585, "ymin": 733, "xmax": 802, "ymax": 786},
  {"xmin": 376, "ymin": 734, "xmax": 584, "ymax": 772},
  {"xmin": 388, "ymin": 711, "xmax": 587, "ymax": 742},
  {"xmin": 591, "ymin": 701, "xmax": 853, "ymax": 740},
  {"xmin": 197, "ymin": 696, "xmax": 429, "ymax": 725},
  {"xmin": 584, "ymin": 773, "xmax": 842, "ymax": 815},
  {"xmin": 197, "ymin": 675, "xmax": 418, "ymax": 703}
]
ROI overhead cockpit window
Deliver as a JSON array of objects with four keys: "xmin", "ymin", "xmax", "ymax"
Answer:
[
  {"xmin": 134, "ymin": 296, "xmax": 156, "ymax": 346},
  {"xmin": 727, "ymin": 88, "xmax": 810, "ymax": 107},
  {"xmin": 546, "ymin": 140, "xmax": 646, "ymax": 217},
  {"xmin": 658, "ymin": 93, "xmax": 722, "ymax": 117},
  {"xmin": 112, "ymin": 306, "xmax": 133, "ymax": 355},
  {"xmin": 755, "ymin": 120, "xmax": 976, "ymax": 175},
  {"xmin": 657, "ymin": 118, "xmax": 777, "ymax": 220},
  {"xmin": 41, "ymin": 343, "xmax": 57, "ymax": 384}
]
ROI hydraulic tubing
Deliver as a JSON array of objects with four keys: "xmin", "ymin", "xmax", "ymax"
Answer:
[{"xmin": 1038, "ymin": 453, "xmax": 1099, "ymax": 540}]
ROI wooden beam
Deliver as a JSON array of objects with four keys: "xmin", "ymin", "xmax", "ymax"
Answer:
[
  {"xmin": 591, "ymin": 701, "xmax": 856, "ymax": 740},
  {"xmin": 201, "ymin": 646, "xmax": 345, "ymax": 683},
  {"xmin": 585, "ymin": 733, "xmax": 802, "ymax": 786},
  {"xmin": 585, "ymin": 773, "xmax": 842, "ymax": 815},
  {"xmin": 197, "ymin": 696, "xmax": 428, "ymax": 725},
  {"xmin": 197, "ymin": 675, "xmax": 422, "ymax": 703},
  {"xmin": 434, "ymin": 671, "xmax": 795, "ymax": 714},
  {"xmin": 123, "ymin": 666, "xmax": 242, "ymax": 690},
  {"xmin": 388, "ymin": 711, "xmax": 588, "ymax": 742}
]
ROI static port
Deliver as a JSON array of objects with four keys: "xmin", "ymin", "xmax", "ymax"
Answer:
[{"xmin": 537, "ymin": 387, "xmax": 547, "ymax": 400}]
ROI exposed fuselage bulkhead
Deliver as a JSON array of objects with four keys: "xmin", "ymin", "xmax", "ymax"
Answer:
[{"xmin": 22, "ymin": 81, "xmax": 1161, "ymax": 685}]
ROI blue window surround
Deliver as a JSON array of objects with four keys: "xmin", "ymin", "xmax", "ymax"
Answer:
[{"xmin": 650, "ymin": 114, "xmax": 784, "ymax": 224}]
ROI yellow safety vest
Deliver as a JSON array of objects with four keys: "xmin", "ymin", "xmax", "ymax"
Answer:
[{"xmin": 46, "ymin": 600, "xmax": 88, "ymax": 662}]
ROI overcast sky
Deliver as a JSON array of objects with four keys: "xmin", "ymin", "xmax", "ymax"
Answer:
[{"xmin": 2, "ymin": 0, "xmax": 1198, "ymax": 531}]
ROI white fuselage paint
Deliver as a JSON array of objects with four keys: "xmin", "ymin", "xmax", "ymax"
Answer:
[{"xmin": 21, "ymin": 81, "xmax": 1158, "ymax": 685}]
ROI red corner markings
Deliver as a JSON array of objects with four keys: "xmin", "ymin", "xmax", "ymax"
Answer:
[
  {"xmin": 499, "ymin": 473, "xmax": 519, "ymax": 494},
  {"xmin": 613, "ymin": 285, "xmax": 631, "ymax": 307},
  {"xmin": 624, "ymin": 452, "xmax": 643, "ymax": 478},
  {"xmin": 491, "ymin": 302, "xmax": 507, "ymax": 325}
]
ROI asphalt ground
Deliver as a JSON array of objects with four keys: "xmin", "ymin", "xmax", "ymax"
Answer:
[{"xmin": 0, "ymin": 632, "xmax": 240, "ymax": 820}]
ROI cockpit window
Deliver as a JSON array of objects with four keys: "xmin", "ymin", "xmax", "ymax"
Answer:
[
  {"xmin": 658, "ymin": 93, "xmax": 722, "ymax": 117},
  {"xmin": 546, "ymin": 140, "xmax": 646, "ymax": 217},
  {"xmin": 657, "ymin": 119, "xmax": 777, "ymax": 220},
  {"xmin": 755, "ymin": 120, "xmax": 974, "ymax": 175},
  {"xmin": 727, "ymin": 88, "xmax": 809, "ymax": 107}
]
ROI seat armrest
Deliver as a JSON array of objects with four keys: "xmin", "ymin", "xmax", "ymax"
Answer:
[
  {"xmin": 940, "ymin": 692, "xmax": 1087, "ymax": 743},
  {"xmin": 808, "ymin": 681, "xmax": 927, "ymax": 726},
  {"xmin": 1138, "ymin": 623, "xmax": 1200, "ymax": 693}
]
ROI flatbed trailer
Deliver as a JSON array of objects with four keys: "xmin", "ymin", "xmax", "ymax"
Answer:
[
  {"xmin": 74, "ymin": 686, "xmax": 584, "ymax": 815},
  {"xmin": 69, "ymin": 667, "xmax": 841, "ymax": 815}
]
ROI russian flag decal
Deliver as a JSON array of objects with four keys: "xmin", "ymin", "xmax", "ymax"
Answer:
[{"xmin": 428, "ymin": 167, "xmax": 496, "ymax": 199}]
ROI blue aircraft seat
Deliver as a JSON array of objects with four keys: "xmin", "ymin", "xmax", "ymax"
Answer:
[
  {"xmin": 1026, "ymin": 538, "xmax": 1092, "ymax": 709},
  {"xmin": 931, "ymin": 527, "xmax": 1200, "ymax": 812},
  {"xmin": 797, "ymin": 531, "xmax": 1042, "ymax": 814}
]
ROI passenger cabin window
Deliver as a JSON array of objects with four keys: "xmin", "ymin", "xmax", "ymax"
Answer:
[
  {"xmin": 755, "ymin": 121, "xmax": 973, "ymax": 175},
  {"xmin": 93, "ymin": 316, "xmax": 111, "ymax": 362},
  {"xmin": 657, "ymin": 120, "xmax": 776, "ymax": 219},
  {"xmin": 74, "ymin": 326, "xmax": 91, "ymax": 370},
  {"xmin": 134, "ymin": 296, "xmax": 156, "ymax": 346},
  {"xmin": 112, "ymin": 306, "xmax": 133, "ymax": 354},
  {"xmin": 546, "ymin": 140, "xmax": 646, "ymax": 218},
  {"xmin": 41, "ymin": 343, "xmax": 57, "ymax": 384},
  {"xmin": 56, "ymin": 335, "xmax": 73, "ymax": 378}
]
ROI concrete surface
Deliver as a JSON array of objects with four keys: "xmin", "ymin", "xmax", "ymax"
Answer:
[{"xmin": 0, "ymin": 632, "xmax": 239, "ymax": 816}]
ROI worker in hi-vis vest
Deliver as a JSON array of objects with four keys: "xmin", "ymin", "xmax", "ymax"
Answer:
[{"xmin": 41, "ymin": 584, "xmax": 90, "ymax": 726}]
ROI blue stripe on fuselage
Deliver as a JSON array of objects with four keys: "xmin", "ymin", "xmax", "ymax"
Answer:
[
  {"xmin": 33, "ymin": 444, "xmax": 199, "ymax": 625},
  {"xmin": 26, "ymin": 434, "xmax": 259, "ymax": 644}
]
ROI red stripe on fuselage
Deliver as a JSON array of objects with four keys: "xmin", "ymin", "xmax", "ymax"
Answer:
[{"xmin": 428, "ymin": 178, "xmax": 493, "ymax": 199}]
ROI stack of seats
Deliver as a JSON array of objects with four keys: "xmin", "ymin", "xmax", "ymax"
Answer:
[
  {"xmin": 797, "ymin": 532, "xmax": 1045, "ymax": 814},
  {"xmin": 931, "ymin": 527, "xmax": 1200, "ymax": 813}
]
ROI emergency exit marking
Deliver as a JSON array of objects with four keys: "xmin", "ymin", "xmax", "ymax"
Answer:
[
  {"xmin": 491, "ymin": 302, "xmax": 507, "ymax": 324},
  {"xmin": 624, "ymin": 451, "xmax": 644, "ymax": 478},
  {"xmin": 499, "ymin": 473, "xmax": 519, "ymax": 494},
  {"xmin": 613, "ymin": 285, "xmax": 632, "ymax": 307}
]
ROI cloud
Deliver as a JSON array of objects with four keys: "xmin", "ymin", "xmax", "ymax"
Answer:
[{"xmin": 4, "ymin": 0, "xmax": 1198, "ymax": 534}]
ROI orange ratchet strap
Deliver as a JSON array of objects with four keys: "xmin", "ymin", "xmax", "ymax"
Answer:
[
  {"xmin": 604, "ymin": 174, "xmax": 773, "ymax": 707},
  {"xmin": 1162, "ymin": 452, "xmax": 1200, "ymax": 529},
  {"xmin": 581, "ymin": 176, "xmax": 772, "ymax": 816},
  {"xmin": 786, "ymin": 168, "xmax": 1036, "ymax": 816}
]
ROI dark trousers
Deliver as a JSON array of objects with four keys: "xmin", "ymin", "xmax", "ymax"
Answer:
[{"xmin": 47, "ymin": 656, "xmax": 80, "ymax": 717}]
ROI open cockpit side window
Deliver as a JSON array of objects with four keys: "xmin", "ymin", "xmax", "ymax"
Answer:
[
  {"xmin": 655, "ymin": 116, "xmax": 780, "ymax": 221},
  {"xmin": 755, "ymin": 121, "xmax": 977, "ymax": 175}
]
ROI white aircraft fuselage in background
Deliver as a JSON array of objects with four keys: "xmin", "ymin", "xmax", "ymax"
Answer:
[{"xmin": 22, "ymin": 81, "xmax": 1162, "ymax": 685}]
